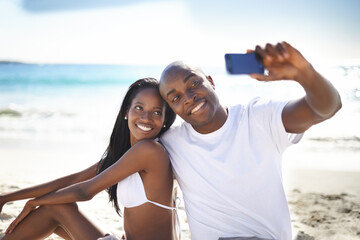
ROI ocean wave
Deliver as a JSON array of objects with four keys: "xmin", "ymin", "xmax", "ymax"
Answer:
[
  {"xmin": 338, "ymin": 65, "xmax": 360, "ymax": 76},
  {"xmin": 309, "ymin": 136, "xmax": 360, "ymax": 142},
  {"xmin": 0, "ymin": 107, "xmax": 75, "ymax": 119},
  {"xmin": 344, "ymin": 88, "xmax": 360, "ymax": 102},
  {"xmin": 0, "ymin": 108, "xmax": 22, "ymax": 117},
  {"xmin": 0, "ymin": 104, "xmax": 113, "ymax": 142},
  {"xmin": 308, "ymin": 136, "xmax": 360, "ymax": 151}
]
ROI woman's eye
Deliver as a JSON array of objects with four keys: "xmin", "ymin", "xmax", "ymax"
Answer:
[
  {"xmin": 154, "ymin": 111, "xmax": 162, "ymax": 116},
  {"xmin": 135, "ymin": 106, "xmax": 142, "ymax": 110}
]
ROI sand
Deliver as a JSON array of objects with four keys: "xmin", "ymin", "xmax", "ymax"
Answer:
[
  {"xmin": 285, "ymin": 170, "xmax": 360, "ymax": 240},
  {"xmin": 1, "ymin": 137, "xmax": 360, "ymax": 240}
]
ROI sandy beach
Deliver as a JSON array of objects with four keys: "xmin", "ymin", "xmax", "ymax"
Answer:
[{"xmin": 0, "ymin": 136, "xmax": 359, "ymax": 240}]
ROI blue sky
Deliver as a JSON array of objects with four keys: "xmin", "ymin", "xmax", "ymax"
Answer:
[{"xmin": 0, "ymin": 0, "xmax": 359, "ymax": 65}]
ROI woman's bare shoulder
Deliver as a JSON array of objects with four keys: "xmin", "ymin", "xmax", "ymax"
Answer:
[{"xmin": 131, "ymin": 139, "xmax": 169, "ymax": 165}]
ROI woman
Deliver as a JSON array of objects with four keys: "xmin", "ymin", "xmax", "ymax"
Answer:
[{"xmin": 0, "ymin": 78, "xmax": 177, "ymax": 240}]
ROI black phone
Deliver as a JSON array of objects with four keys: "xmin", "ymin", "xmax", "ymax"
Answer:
[{"xmin": 225, "ymin": 52, "xmax": 264, "ymax": 74}]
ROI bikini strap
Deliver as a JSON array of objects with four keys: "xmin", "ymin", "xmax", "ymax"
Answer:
[
  {"xmin": 147, "ymin": 200, "xmax": 176, "ymax": 210},
  {"xmin": 146, "ymin": 198, "xmax": 181, "ymax": 239}
]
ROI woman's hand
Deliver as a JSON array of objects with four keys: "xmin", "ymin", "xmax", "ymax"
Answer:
[
  {"xmin": 0, "ymin": 194, "xmax": 8, "ymax": 214},
  {"xmin": 5, "ymin": 200, "xmax": 37, "ymax": 234},
  {"xmin": 0, "ymin": 204, "xmax": 3, "ymax": 214},
  {"xmin": 0, "ymin": 199, "xmax": 5, "ymax": 214}
]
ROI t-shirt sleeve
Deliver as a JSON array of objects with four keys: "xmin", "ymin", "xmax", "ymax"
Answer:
[{"xmin": 248, "ymin": 97, "xmax": 303, "ymax": 153}]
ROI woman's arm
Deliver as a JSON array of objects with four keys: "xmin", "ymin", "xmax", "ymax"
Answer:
[
  {"xmin": 0, "ymin": 163, "xmax": 98, "ymax": 214},
  {"xmin": 6, "ymin": 140, "xmax": 167, "ymax": 234},
  {"xmin": 33, "ymin": 140, "xmax": 165, "ymax": 205}
]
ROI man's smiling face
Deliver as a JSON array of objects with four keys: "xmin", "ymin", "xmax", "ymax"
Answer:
[{"xmin": 159, "ymin": 62, "xmax": 222, "ymax": 133}]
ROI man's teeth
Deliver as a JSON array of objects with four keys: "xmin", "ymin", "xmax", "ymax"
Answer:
[
  {"xmin": 137, "ymin": 125, "xmax": 152, "ymax": 131},
  {"xmin": 191, "ymin": 102, "xmax": 205, "ymax": 114}
]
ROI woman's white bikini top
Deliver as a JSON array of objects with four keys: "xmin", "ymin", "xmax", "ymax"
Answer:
[{"xmin": 116, "ymin": 172, "xmax": 176, "ymax": 210}]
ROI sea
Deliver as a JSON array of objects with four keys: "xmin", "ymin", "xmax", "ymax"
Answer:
[{"xmin": 0, "ymin": 62, "xmax": 359, "ymax": 171}]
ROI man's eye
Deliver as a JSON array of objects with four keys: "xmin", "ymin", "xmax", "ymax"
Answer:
[
  {"xmin": 191, "ymin": 80, "xmax": 200, "ymax": 87},
  {"xmin": 172, "ymin": 96, "xmax": 179, "ymax": 103}
]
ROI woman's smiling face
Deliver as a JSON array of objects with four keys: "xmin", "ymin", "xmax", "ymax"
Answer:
[{"xmin": 126, "ymin": 88, "xmax": 166, "ymax": 146}]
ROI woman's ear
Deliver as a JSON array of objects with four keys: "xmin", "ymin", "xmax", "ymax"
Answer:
[
  {"xmin": 124, "ymin": 109, "xmax": 129, "ymax": 120},
  {"xmin": 163, "ymin": 116, "xmax": 167, "ymax": 128}
]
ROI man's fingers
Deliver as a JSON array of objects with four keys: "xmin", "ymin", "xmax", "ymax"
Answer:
[
  {"xmin": 257, "ymin": 43, "xmax": 285, "ymax": 64},
  {"xmin": 282, "ymin": 41, "xmax": 292, "ymax": 52},
  {"xmin": 255, "ymin": 45, "xmax": 272, "ymax": 64},
  {"xmin": 250, "ymin": 73, "xmax": 267, "ymax": 81},
  {"xmin": 265, "ymin": 43, "xmax": 277, "ymax": 57},
  {"xmin": 256, "ymin": 42, "xmax": 293, "ymax": 64},
  {"xmin": 250, "ymin": 73, "xmax": 279, "ymax": 81},
  {"xmin": 275, "ymin": 42, "xmax": 289, "ymax": 61},
  {"xmin": 251, "ymin": 42, "xmax": 309, "ymax": 81}
]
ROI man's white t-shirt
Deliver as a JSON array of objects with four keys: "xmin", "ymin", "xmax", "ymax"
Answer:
[{"xmin": 160, "ymin": 98, "xmax": 303, "ymax": 240}]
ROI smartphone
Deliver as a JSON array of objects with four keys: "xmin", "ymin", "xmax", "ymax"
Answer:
[{"xmin": 225, "ymin": 52, "xmax": 264, "ymax": 74}]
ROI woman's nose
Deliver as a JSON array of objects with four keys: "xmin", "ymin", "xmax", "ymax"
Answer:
[{"xmin": 140, "ymin": 111, "xmax": 151, "ymax": 121}]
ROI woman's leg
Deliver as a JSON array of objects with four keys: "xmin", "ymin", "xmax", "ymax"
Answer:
[
  {"xmin": 3, "ymin": 203, "xmax": 105, "ymax": 240},
  {"xmin": 54, "ymin": 227, "xmax": 72, "ymax": 240}
]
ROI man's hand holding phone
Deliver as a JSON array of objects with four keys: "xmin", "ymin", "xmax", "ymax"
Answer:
[
  {"xmin": 225, "ymin": 42, "xmax": 314, "ymax": 84},
  {"xmin": 251, "ymin": 42, "xmax": 314, "ymax": 84}
]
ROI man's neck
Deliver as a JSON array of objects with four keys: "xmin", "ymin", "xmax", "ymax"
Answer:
[{"xmin": 192, "ymin": 106, "xmax": 228, "ymax": 134}]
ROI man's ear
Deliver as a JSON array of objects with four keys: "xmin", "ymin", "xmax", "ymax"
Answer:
[{"xmin": 207, "ymin": 75, "xmax": 215, "ymax": 89}]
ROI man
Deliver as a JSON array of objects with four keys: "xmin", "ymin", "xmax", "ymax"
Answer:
[{"xmin": 159, "ymin": 42, "xmax": 341, "ymax": 240}]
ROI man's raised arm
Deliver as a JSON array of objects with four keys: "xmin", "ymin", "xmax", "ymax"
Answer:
[{"xmin": 251, "ymin": 42, "xmax": 342, "ymax": 133}]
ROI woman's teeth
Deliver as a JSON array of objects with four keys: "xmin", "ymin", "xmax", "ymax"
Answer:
[{"xmin": 137, "ymin": 124, "xmax": 152, "ymax": 131}]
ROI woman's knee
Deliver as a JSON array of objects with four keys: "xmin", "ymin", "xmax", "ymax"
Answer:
[{"xmin": 40, "ymin": 203, "xmax": 79, "ymax": 222}]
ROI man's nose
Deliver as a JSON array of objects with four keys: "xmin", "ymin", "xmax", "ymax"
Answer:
[{"xmin": 184, "ymin": 90, "xmax": 197, "ymax": 105}]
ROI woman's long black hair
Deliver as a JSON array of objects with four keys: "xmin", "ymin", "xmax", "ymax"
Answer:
[{"xmin": 96, "ymin": 78, "xmax": 176, "ymax": 215}]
